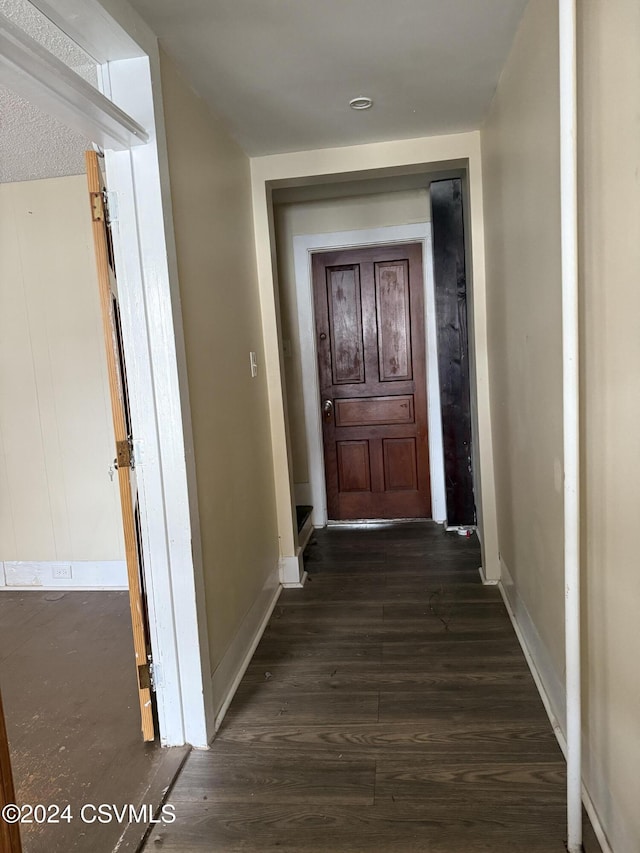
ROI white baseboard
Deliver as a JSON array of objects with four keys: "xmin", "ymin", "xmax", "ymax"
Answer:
[
  {"xmin": 498, "ymin": 558, "xmax": 566, "ymax": 737},
  {"xmin": 478, "ymin": 565, "xmax": 498, "ymax": 585},
  {"xmin": 211, "ymin": 566, "xmax": 281, "ymax": 731},
  {"xmin": 279, "ymin": 549, "xmax": 305, "ymax": 587},
  {"xmin": 0, "ymin": 560, "xmax": 128, "ymax": 590},
  {"xmin": 498, "ymin": 558, "xmax": 616, "ymax": 853}
]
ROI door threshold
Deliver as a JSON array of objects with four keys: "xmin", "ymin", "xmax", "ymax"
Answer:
[{"xmin": 327, "ymin": 518, "xmax": 435, "ymax": 528}]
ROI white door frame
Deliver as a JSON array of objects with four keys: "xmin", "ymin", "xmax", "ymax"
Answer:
[
  {"xmin": 293, "ymin": 222, "xmax": 447, "ymax": 527},
  {"xmin": 1, "ymin": 1, "xmax": 214, "ymax": 747}
]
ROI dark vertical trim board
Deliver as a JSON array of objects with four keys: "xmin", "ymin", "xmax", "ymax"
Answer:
[{"xmin": 430, "ymin": 178, "xmax": 475, "ymax": 526}]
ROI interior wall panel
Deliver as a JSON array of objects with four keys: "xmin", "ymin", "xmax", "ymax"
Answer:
[{"xmin": 0, "ymin": 176, "xmax": 125, "ymax": 563}]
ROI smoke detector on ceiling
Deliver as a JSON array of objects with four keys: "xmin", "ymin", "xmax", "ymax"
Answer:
[{"xmin": 349, "ymin": 96, "xmax": 373, "ymax": 110}]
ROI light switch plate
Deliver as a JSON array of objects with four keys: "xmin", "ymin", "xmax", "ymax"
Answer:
[{"xmin": 250, "ymin": 351, "xmax": 258, "ymax": 378}]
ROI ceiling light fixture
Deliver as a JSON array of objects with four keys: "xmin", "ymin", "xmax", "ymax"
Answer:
[{"xmin": 349, "ymin": 96, "xmax": 373, "ymax": 110}]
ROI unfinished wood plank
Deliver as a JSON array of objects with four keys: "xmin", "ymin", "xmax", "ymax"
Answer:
[{"xmin": 85, "ymin": 150, "xmax": 154, "ymax": 742}]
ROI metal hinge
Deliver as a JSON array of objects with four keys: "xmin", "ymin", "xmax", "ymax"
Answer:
[
  {"xmin": 115, "ymin": 437, "xmax": 134, "ymax": 469},
  {"xmin": 90, "ymin": 190, "xmax": 118, "ymax": 223},
  {"xmin": 90, "ymin": 191, "xmax": 104, "ymax": 222}
]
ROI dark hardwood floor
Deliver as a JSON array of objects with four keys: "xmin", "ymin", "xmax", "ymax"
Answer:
[{"xmin": 144, "ymin": 523, "xmax": 601, "ymax": 853}]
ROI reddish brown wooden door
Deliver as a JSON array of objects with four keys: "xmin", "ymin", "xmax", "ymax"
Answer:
[
  {"xmin": 313, "ymin": 243, "xmax": 431, "ymax": 520},
  {"xmin": 0, "ymin": 689, "xmax": 21, "ymax": 853}
]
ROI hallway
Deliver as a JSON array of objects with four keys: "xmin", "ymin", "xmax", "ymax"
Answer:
[{"xmin": 145, "ymin": 524, "xmax": 599, "ymax": 852}]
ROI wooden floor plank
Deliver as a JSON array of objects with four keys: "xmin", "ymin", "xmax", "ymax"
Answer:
[
  {"xmin": 142, "ymin": 523, "xmax": 601, "ymax": 853},
  {"xmin": 170, "ymin": 751, "xmax": 375, "ymax": 804},
  {"xmin": 222, "ymin": 690, "xmax": 379, "ymax": 726},
  {"xmin": 144, "ymin": 801, "xmax": 570, "ymax": 853}
]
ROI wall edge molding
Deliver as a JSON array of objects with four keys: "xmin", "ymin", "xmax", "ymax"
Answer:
[
  {"xmin": 211, "ymin": 565, "xmax": 281, "ymax": 732},
  {"xmin": 498, "ymin": 558, "xmax": 616, "ymax": 853}
]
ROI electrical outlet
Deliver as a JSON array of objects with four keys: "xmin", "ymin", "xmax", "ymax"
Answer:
[{"xmin": 52, "ymin": 565, "xmax": 72, "ymax": 579}]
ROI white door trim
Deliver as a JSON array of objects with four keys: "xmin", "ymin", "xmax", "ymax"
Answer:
[
  {"xmin": 292, "ymin": 222, "xmax": 446, "ymax": 527},
  {"xmin": 4, "ymin": 0, "xmax": 214, "ymax": 747}
]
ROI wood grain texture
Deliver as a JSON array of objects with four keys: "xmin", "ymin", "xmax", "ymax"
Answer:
[
  {"xmin": 85, "ymin": 151, "xmax": 154, "ymax": 742},
  {"xmin": 313, "ymin": 244, "xmax": 430, "ymax": 520},
  {"xmin": 375, "ymin": 261, "xmax": 412, "ymax": 381},
  {"xmin": 335, "ymin": 395, "xmax": 414, "ymax": 428},
  {"xmin": 0, "ymin": 689, "xmax": 21, "ymax": 853},
  {"xmin": 143, "ymin": 524, "xmax": 600, "ymax": 853},
  {"xmin": 430, "ymin": 179, "xmax": 474, "ymax": 526},
  {"xmin": 327, "ymin": 266, "xmax": 365, "ymax": 384},
  {"xmin": 171, "ymin": 752, "xmax": 375, "ymax": 805}
]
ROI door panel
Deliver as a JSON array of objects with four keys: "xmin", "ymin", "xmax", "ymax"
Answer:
[
  {"xmin": 334, "ymin": 395, "xmax": 414, "ymax": 428},
  {"xmin": 383, "ymin": 437, "xmax": 418, "ymax": 491},
  {"xmin": 327, "ymin": 266, "xmax": 365, "ymax": 385},
  {"xmin": 337, "ymin": 441, "xmax": 371, "ymax": 492},
  {"xmin": 314, "ymin": 243, "xmax": 430, "ymax": 520},
  {"xmin": 375, "ymin": 260, "xmax": 412, "ymax": 381},
  {"xmin": 85, "ymin": 151, "xmax": 155, "ymax": 742}
]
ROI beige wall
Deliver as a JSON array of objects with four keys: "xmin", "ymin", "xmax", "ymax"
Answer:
[
  {"xmin": 274, "ymin": 189, "xmax": 430, "ymax": 483},
  {"xmin": 159, "ymin": 52, "xmax": 279, "ymax": 680},
  {"xmin": 481, "ymin": 0, "xmax": 565, "ymax": 683},
  {"xmin": 0, "ymin": 176, "xmax": 124, "ymax": 564},
  {"xmin": 483, "ymin": 0, "xmax": 640, "ymax": 849},
  {"xmin": 579, "ymin": 1, "xmax": 640, "ymax": 849}
]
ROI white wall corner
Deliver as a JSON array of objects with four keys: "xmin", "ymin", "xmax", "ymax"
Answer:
[
  {"xmin": 211, "ymin": 564, "xmax": 281, "ymax": 732},
  {"xmin": 279, "ymin": 548, "xmax": 306, "ymax": 588},
  {"xmin": 478, "ymin": 564, "xmax": 498, "ymax": 586}
]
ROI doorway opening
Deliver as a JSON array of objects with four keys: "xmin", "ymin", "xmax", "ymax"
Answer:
[
  {"xmin": 272, "ymin": 174, "xmax": 476, "ymax": 543},
  {"xmin": 0, "ymin": 106, "xmax": 175, "ymax": 853}
]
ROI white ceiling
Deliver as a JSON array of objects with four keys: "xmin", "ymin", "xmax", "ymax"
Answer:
[
  {"xmin": 0, "ymin": 0, "xmax": 95, "ymax": 182},
  {"xmin": 0, "ymin": 85, "xmax": 90, "ymax": 183},
  {"xmin": 128, "ymin": 0, "xmax": 528, "ymax": 156}
]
